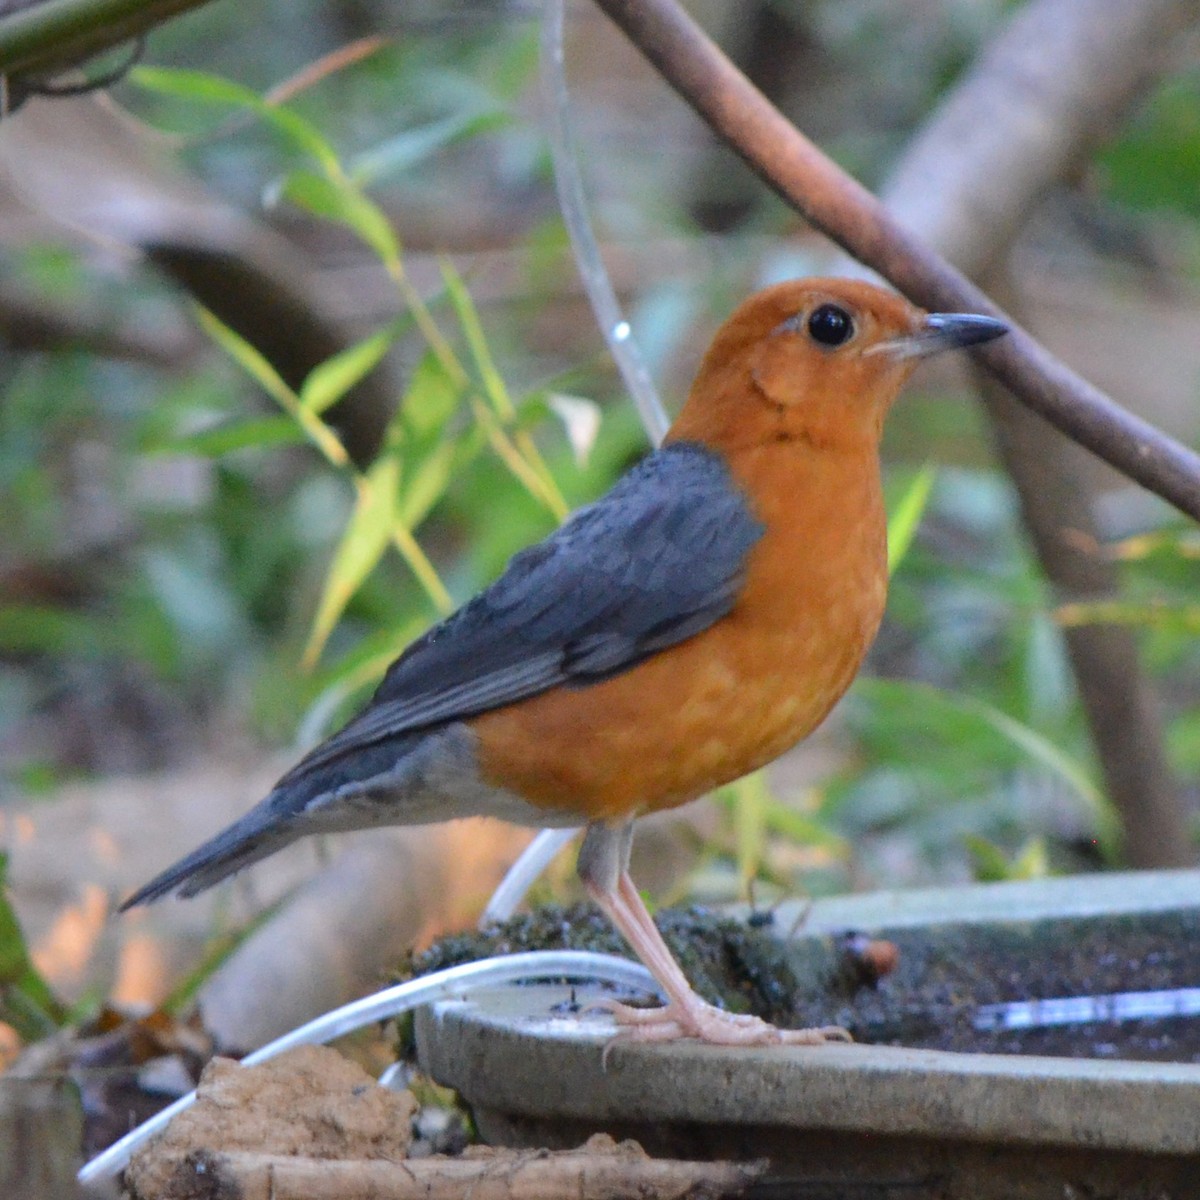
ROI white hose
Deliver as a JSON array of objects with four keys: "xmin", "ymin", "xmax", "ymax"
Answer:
[{"xmin": 481, "ymin": 826, "xmax": 582, "ymax": 924}]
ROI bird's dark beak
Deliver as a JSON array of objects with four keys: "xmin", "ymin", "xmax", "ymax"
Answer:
[{"xmin": 879, "ymin": 312, "xmax": 1008, "ymax": 360}]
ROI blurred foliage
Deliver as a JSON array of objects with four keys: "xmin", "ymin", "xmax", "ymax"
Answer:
[
  {"xmin": 0, "ymin": 1, "xmax": 1198, "ymax": 971},
  {"xmin": 1099, "ymin": 68, "xmax": 1200, "ymax": 222},
  {"xmin": 0, "ymin": 853, "xmax": 65, "ymax": 1040},
  {"xmin": 123, "ymin": 59, "xmax": 632, "ymax": 735}
]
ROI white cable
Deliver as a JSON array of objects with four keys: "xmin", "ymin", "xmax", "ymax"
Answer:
[
  {"xmin": 540, "ymin": 0, "xmax": 670, "ymax": 446},
  {"xmin": 480, "ymin": 826, "xmax": 581, "ymax": 925},
  {"xmin": 77, "ymin": 950, "xmax": 657, "ymax": 1187}
]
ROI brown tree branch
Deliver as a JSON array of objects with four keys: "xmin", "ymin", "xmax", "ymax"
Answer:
[
  {"xmin": 0, "ymin": 0, "xmax": 215, "ymax": 78},
  {"xmin": 590, "ymin": 0, "xmax": 1200, "ymax": 525}
]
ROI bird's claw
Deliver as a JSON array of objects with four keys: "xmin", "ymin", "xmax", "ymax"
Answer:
[{"xmin": 591, "ymin": 995, "xmax": 852, "ymax": 1048}]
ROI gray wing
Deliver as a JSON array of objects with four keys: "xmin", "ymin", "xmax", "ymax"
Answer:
[
  {"xmin": 121, "ymin": 441, "xmax": 763, "ymax": 908},
  {"xmin": 281, "ymin": 440, "xmax": 764, "ymax": 781}
]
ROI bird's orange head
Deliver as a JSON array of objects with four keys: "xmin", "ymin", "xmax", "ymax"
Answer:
[{"xmin": 667, "ymin": 278, "xmax": 1005, "ymax": 453}]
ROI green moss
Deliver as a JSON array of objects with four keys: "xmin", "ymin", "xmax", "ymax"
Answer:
[{"xmin": 398, "ymin": 902, "xmax": 844, "ymax": 1018}]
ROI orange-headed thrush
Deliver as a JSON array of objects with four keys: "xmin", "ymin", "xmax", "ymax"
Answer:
[{"xmin": 124, "ymin": 279, "xmax": 1007, "ymax": 1045}]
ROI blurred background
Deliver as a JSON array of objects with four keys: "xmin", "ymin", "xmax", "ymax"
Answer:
[{"xmin": 1, "ymin": 0, "xmax": 1199, "ymax": 1075}]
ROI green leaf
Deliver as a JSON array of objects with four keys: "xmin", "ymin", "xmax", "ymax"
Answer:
[
  {"xmin": 308, "ymin": 617, "xmax": 429, "ymax": 715},
  {"xmin": 161, "ymin": 921, "xmax": 268, "ymax": 1015},
  {"xmin": 149, "ymin": 416, "xmax": 305, "ymax": 458},
  {"xmin": 132, "ymin": 67, "xmax": 340, "ymax": 173},
  {"xmin": 0, "ymin": 854, "xmax": 66, "ymax": 1040},
  {"xmin": 387, "ymin": 352, "xmax": 477, "ymax": 529},
  {"xmin": 394, "ymin": 351, "xmax": 462, "ymax": 440},
  {"xmin": 132, "ymin": 64, "xmax": 262, "ymax": 107},
  {"xmin": 440, "ymin": 259, "xmax": 513, "ymax": 418},
  {"xmin": 303, "ymin": 456, "xmax": 401, "ymax": 668},
  {"xmin": 718, "ymin": 771, "xmax": 770, "ymax": 890},
  {"xmin": 274, "ymin": 170, "xmax": 401, "ymax": 266},
  {"xmin": 300, "ymin": 323, "xmax": 400, "ymax": 416},
  {"xmin": 1104, "ymin": 529, "xmax": 1200, "ymax": 563},
  {"xmin": 399, "ymin": 437, "xmax": 476, "ymax": 530},
  {"xmin": 267, "ymin": 168, "xmax": 336, "ymax": 218},
  {"xmin": 195, "ymin": 307, "xmax": 294, "ymax": 408},
  {"xmin": 195, "ymin": 307, "xmax": 348, "ymax": 466},
  {"xmin": 1167, "ymin": 707, "xmax": 1200, "ymax": 774},
  {"xmin": 1099, "ymin": 74, "xmax": 1200, "ymax": 218},
  {"xmin": 887, "ymin": 464, "xmax": 935, "ymax": 575},
  {"xmin": 0, "ymin": 605, "xmax": 99, "ymax": 656},
  {"xmin": 1010, "ymin": 836, "xmax": 1050, "ymax": 879}
]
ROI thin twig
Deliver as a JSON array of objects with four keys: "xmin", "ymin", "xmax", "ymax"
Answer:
[{"xmin": 590, "ymin": 0, "xmax": 1200, "ymax": 525}]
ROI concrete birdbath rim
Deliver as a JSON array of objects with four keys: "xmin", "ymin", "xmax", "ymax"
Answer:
[
  {"xmin": 750, "ymin": 865, "xmax": 1200, "ymax": 934},
  {"xmin": 417, "ymin": 983, "xmax": 1200, "ymax": 1156},
  {"xmin": 414, "ymin": 867, "xmax": 1200, "ymax": 1166}
]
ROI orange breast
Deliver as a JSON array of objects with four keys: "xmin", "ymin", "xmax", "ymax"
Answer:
[{"xmin": 473, "ymin": 441, "xmax": 888, "ymax": 824}]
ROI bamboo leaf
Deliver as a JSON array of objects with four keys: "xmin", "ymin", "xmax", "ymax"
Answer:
[
  {"xmin": 300, "ymin": 323, "xmax": 400, "ymax": 416},
  {"xmin": 0, "ymin": 604, "xmax": 100, "ymax": 656},
  {"xmin": 965, "ymin": 835, "xmax": 1049, "ymax": 882},
  {"xmin": 1106, "ymin": 530, "xmax": 1200, "ymax": 561},
  {"xmin": 440, "ymin": 259, "xmax": 513, "ymax": 418},
  {"xmin": 303, "ymin": 456, "xmax": 401, "ymax": 668},
  {"xmin": 1056, "ymin": 599, "xmax": 1200, "ymax": 635},
  {"xmin": 195, "ymin": 307, "xmax": 348, "ymax": 467},
  {"xmin": 308, "ymin": 617, "xmax": 429, "ymax": 710},
  {"xmin": 0, "ymin": 854, "xmax": 66, "ymax": 1039},
  {"xmin": 274, "ymin": 169, "xmax": 401, "ymax": 266},
  {"xmin": 763, "ymin": 802, "xmax": 850, "ymax": 856},
  {"xmin": 399, "ymin": 438, "xmax": 473, "ymax": 530},
  {"xmin": 887, "ymin": 464, "xmax": 936, "ymax": 575},
  {"xmin": 393, "ymin": 350, "xmax": 462, "ymax": 441},
  {"xmin": 719, "ymin": 771, "xmax": 770, "ymax": 890},
  {"xmin": 133, "ymin": 66, "xmax": 340, "ymax": 172},
  {"xmin": 149, "ymin": 416, "xmax": 305, "ymax": 458},
  {"xmin": 385, "ymin": 352, "xmax": 476, "ymax": 529},
  {"xmin": 133, "ymin": 64, "xmax": 262, "ymax": 107},
  {"xmin": 195, "ymin": 306, "xmax": 295, "ymax": 407},
  {"xmin": 389, "ymin": 523, "xmax": 454, "ymax": 615}
]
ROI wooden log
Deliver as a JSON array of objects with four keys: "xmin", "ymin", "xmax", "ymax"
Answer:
[{"xmin": 132, "ymin": 1135, "xmax": 760, "ymax": 1200}]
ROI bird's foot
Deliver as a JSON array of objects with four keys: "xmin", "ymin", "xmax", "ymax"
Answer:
[{"xmin": 595, "ymin": 996, "xmax": 852, "ymax": 1047}]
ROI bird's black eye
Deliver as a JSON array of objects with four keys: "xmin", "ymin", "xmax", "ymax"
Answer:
[{"xmin": 807, "ymin": 304, "xmax": 855, "ymax": 348}]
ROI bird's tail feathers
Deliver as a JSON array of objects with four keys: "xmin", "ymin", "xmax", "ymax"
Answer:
[{"xmin": 119, "ymin": 804, "xmax": 299, "ymax": 910}]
